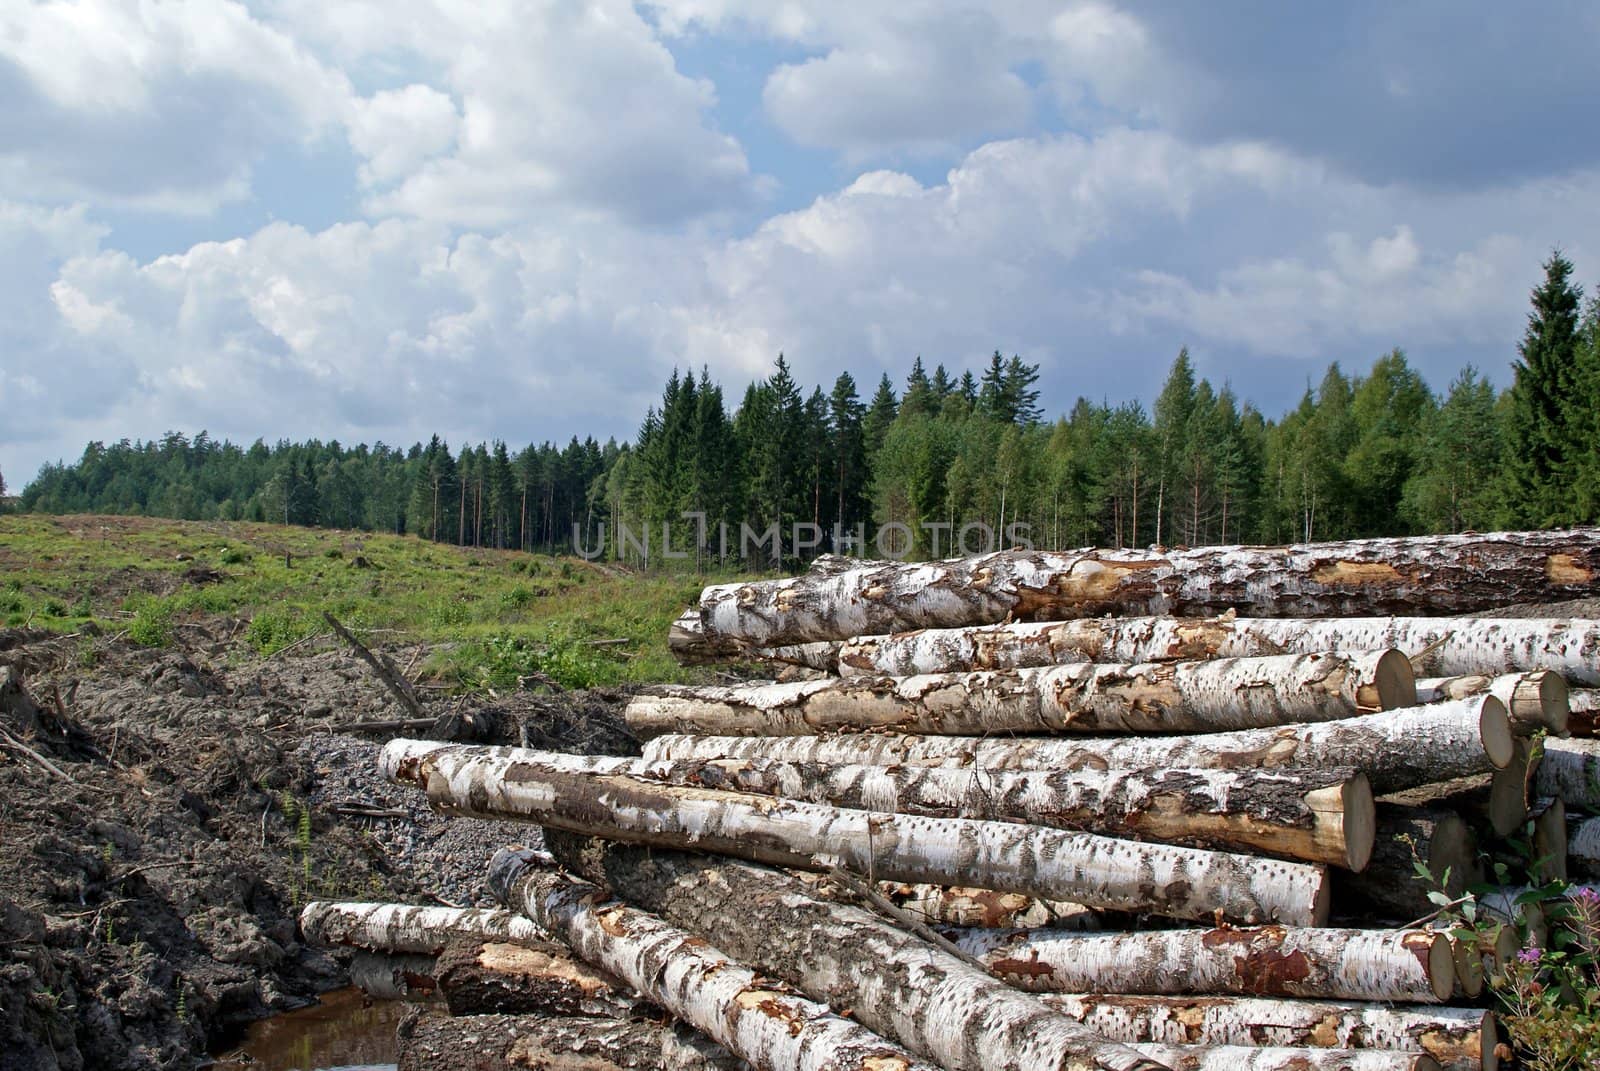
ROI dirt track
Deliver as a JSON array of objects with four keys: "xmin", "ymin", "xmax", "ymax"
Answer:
[{"xmin": 0, "ymin": 624, "xmax": 634, "ymax": 1071}]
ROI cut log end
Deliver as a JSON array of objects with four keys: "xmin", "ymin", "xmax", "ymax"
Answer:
[
  {"xmin": 1536, "ymin": 670, "xmax": 1571, "ymax": 736},
  {"xmin": 1342, "ymin": 774, "xmax": 1377, "ymax": 873},
  {"xmin": 1531, "ymin": 797, "xmax": 1568, "ymax": 883},
  {"xmin": 1478, "ymin": 696, "xmax": 1515, "ymax": 769},
  {"xmin": 1425, "ymin": 932, "xmax": 1457, "ymax": 1002},
  {"xmin": 1370, "ymin": 648, "xmax": 1418, "ymax": 712},
  {"xmin": 1451, "ymin": 937, "xmax": 1485, "ymax": 999},
  {"xmin": 1479, "ymin": 1013, "xmax": 1502, "ymax": 1071}
]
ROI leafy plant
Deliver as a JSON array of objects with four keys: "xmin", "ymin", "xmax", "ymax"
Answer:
[
  {"xmin": 1411, "ymin": 818, "xmax": 1600, "ymax": 1070},
  {"xmin": 127, "ymin": 597, "xmax": 175, "ymax": 647},
  {"xmin": 1494, "ymin": 886, "xmax": 1600, "ymax": 1070}
]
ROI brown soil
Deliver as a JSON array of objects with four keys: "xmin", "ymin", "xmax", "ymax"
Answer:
[{"xmin": 0, "ymin": 624, "xmax": 633, "ymax": 1071}]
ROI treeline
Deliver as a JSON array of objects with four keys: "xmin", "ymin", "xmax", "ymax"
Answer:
[{"xmin": 18, "ymin": 252, "xmax": 1600, "ymax": 561}]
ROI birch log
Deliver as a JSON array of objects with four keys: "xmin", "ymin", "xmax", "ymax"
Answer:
[
  {"xmin": 385, "ymin": 740, "xmax": 1329, "ymax": 925},
  {"xmin": 643, "ymin": 696, "xmax": 1514, "ymax": 795},
  {"xmin": 681, "ymin": 531, "xmax": 1600, "ymax": 651},
  {"xmin": 1130, "ymin": 1046, "xmax": 1437, "ymax": 1071},
  {"xmin": 299, "ymin": 901, "xmax": 546, "ymax": 956},
  {"xmin": 950, "ymin": 925, "xmax": 1455, "ymax": 1002},
  {"xmin": 628, "ymin": 652, "xmax": 1413, "ymax": 739},
  {"xmin": 379, "ymin": 740, "xmax": 1372, "ymax": 868},
  {"xmin": 877, "ymin": 883, "xmax": 1099, "ymax": 929},
  {"xmin": 348, "ymin": 952, "xmax": 438, "ymax": 1000},
  {"xmin": 1571, "ymin": 688, "xmax": 1599, "ymax": 736},
  {"xmin": 1534, "ymin": 737, "xmax": 1600, "ymax": 809},
  {"xmin": 838, "ymin": 615, "xmax": 1600, "ymax": 686},
  {"xmin": 1414, "ymin": 671, "xmax": 1569, "ymax": 735},
  {"xmin": 1036, "ymin": 996, "xmax": 1494, "ymax": 1071},
  {"xmin": 541, "ymin": 835, "xmax": 1168, "ymax": 1071},
  {"xmin": 395, "ymin": 1011, "xmax": 746, "ymax": 1071},
  {"xmin": 1381, "ymin": 766, "xmax": 1527, "ymax": 841},
  {"xmin": 671, "ymin": 608, "xmax": 840, "ymax": 670},
  {"xmin": 1570, "ymin": 813, "xmax": 1600, "ymax": 879},
  {"xmin": 1131, "ymin": 1046, "xmax": 1437, "ymax": 1071},
  {"xmin": 435, "ymin": 939, "xmax": 655, "ymax": 1019},
  {"xmin": 663, "ymin": 752, "xmax": 1374, "ymax": 869},
  {"xmin": 1528, "ymin": 797, "xmax": 1567, "ymax": 883},
  {"xmin": 1333, "ymin": 808, "xmax": 1475, "ymax": 923},
  {"xmin": 484, "ymin": 851, "xmax": 944, "ymax": 1071}
]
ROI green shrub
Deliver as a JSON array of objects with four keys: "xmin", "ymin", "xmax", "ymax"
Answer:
[
  {"xmin": 218, "ymin": 546, "xmax": 251, "ymax": 565},
  {"xmin": 498, "ymin": 585, "xmax": 535, "ymax": 610},
  {"xmin": 246, "ymin": 606, "xmax": 315, "ymax": 655},
  {"xmin": 128, "ymin": 598, "xmax": 175, "ymax": 647},
  {"xmin": 41, "ymin": 598, "xmax": 67, "ymax": 617},
  {"xmin": 452, "ymin": 627, "xmax": 615, "ymax": 691},
  {"xmin": 323, "ymin": 548, "xmax": 343, "ymax": 559}
]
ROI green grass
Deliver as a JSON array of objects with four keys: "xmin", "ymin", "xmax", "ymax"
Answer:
[{"xmin": 0, "ymin": 513, "xmax": 727, "ymax": 688}]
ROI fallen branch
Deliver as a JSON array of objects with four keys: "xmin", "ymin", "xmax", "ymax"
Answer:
[{"xmin": 323, "ymin": 611, "xmax": 425, "ymax": 719}]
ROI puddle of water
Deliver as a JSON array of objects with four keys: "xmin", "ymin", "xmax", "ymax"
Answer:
[{"xmin": 208, "ymin": 987, "xmax": 407, "ymax": 1071}]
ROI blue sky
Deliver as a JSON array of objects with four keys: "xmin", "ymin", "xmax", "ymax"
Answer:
[{"xmin": 3, "ymin": 1, "xmax": 1600, "ymax": 487}]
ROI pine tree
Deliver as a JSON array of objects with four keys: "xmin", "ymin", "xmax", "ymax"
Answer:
[{"xmin": 1501, "ymin": 250, "xmax": 1584, "ymax": 526}]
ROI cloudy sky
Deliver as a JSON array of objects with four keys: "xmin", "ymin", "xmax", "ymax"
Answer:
[{"xmin": 4, "ymin": 1, "xmax": 1600, "ymax": 486}]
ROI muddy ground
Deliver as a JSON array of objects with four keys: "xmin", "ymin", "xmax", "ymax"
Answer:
[{"xmin": 0, "ymin": 623, "xmax": 635, "ymax": 1071}]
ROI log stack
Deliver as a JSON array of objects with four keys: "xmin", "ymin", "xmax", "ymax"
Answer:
[{"xmin": 301, "ymin": 529, "xmax": 1600, "ymax": 1071}]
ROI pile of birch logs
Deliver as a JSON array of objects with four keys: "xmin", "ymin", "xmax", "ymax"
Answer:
[{"xmin": 301, "ymin": 529, "xmax": 1600, "ymax": 1071}]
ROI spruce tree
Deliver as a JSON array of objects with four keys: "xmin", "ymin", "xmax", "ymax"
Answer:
[
  {"xmin": 1571, "ymin": 293, "xmax": 1600, "ymax": 521},
  {"xmin": 901, "ymin": 357, "xmax": 934, "ymax": 418},
  {"xmin": 1501, "ymin": 250, "xmax": 1584, "ymax": 526},
  {"xmin": 1151, "ymin": 348, "xmax": 1196, "ymax": 545},
  {"xmin": 862, "ymin": 374, "xmax": 898, "ymax": 465},
  {"xmin": 1002, "ymin": 355, "xmax": 1043, "ymax": 425},
  {"xmin": 828, "ymin": 372, "xmax": 868, "ymax": 535}
]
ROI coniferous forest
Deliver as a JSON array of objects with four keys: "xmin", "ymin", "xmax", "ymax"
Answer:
[{"xmin": 15, "ymin": 252, "xmax": 1600, "ymax": 565}]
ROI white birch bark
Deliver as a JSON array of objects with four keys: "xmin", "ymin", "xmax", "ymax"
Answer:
[
  {"xmin": 839, "ymin": 615, "xmax": 1600, "ymax": 687},
  {"xmin": 1130, "ymin": 1045, "xmax": 1438, "ymax": 1071},
  {"xmin": 671, "ymin": 607, "xmax": 841, "ymax": 669},
  {"xmin": 1572, "ymin": 687, "xmax": 1600, "ymax": 736},
  {"xmin": 539, "ymin": 838, "xmax": 1172, "ymax": 1071},
  {"xmin": 628, "ymin": 652, "xmax": 1413, "ymax": 739},
  {"xmin": 951, "ymin": 926, "xmax": 1454, "ymax": 1002},
  {"xmin": 1570, "ymin": 813, "xmax": 1600, "ymax": 879},
  {"xmin": 1414, "ymin": 671, "xmax": 1568, "ymax": 735},
  {"xmin": 642, "ymin": 696, "xmax": 1513, "ymax": 796},
  {"xmin": 875, "ymin": 883, "xmax": 1099, "ymax": 929},
  {"xmin": 1037, "ymin": 995, "xmax": 1493, "ymax": 1071},
  {"xmin": 685, "ymin": 531, "xmax": 1600, "ymax": 650},
  {"xmin": 299, "ymin": 901, "xmax": 547, "ymax": 956},
  {"xmin": 1534, "ymin": 736, "xmax": 1600, "ymax": 809},
  {"xmin": 683, "ymin": 753, "xmax": 1370, "ymax": 869},
  {"xmin": 384, "ymin": 740, "xmax": 1329, "ymax": 925},
  {"xmin": 484, "ymin": 851, "xmax": 945, "ymax": 1071},
  {"xmin": 490, "ymin": 848, "xmax": 1167, "ymax": 1071},
  {"xmin": 383, "ymin": 738, "xmax": 1370, "ymax": 868},
  {"xmin": 347, "ymin": 951, "xmax": 438, "ymax": 1001}
]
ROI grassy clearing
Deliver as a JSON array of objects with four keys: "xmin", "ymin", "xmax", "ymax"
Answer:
[{"xmin": 0, "ymin": 513, "xmax": 728, "ymax": 688}]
